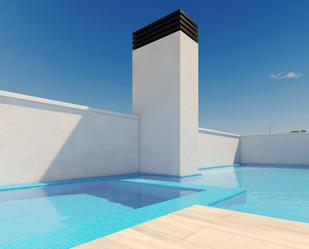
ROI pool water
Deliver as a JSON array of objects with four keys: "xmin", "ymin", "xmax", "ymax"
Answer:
[
  {"xmin": 213, "ymin": 166, "xmax": 309, "ymax": 223},
  {"xmin": 0, "ymin": 179, "xmax": 198, "ymax": 248},
  {"xmin": 1, "ymin": 165, "xmax": 308, "ymax": 248},
  {"xmin": 157, "ymin": 165, "xmax": 309, "ymax": 223}
]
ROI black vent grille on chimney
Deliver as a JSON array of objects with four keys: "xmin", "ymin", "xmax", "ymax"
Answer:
[{"xmin": 132, "ymin": 9, "xmax": 198, "ymax": 50}]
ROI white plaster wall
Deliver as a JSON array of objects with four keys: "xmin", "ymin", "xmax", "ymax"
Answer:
[
  {"xmin": 198, "ymin": 129, "xmax": 240, "ymax": 168},
  {"xmin": 132, "ymin": 31, "xmax": 198, "ymax": 176},
  {"xmin": 133, "ymin": 32, "xmax": 180, "ymax": 175},
  {"xmin": 241, "ymin": 133, "xmax": 309, "ymax": 165},
  {"xmin": 179, "ymin": 32, "xmax": 199, "ymax": 176},
  {"xmin": 0, "ymin": 91, "xmax": 139, "ymax": 186}
]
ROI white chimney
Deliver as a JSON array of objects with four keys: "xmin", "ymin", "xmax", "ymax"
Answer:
[{"xmin": 132, "ymin": 10, "xmax": 199, "ymax": 176}]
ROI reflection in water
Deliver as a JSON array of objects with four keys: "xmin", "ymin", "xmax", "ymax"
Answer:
[
  {"xmin": 140, "ymin": 165, "xmax": 309, "ymax": 223},
  {"xmin": 0, "ymin": 179, "xmax": 197, "ymax": 245},
  {"xmin": 182, "ymin": 167, "xmax": 240, "ymax": 188},
  {"xmin": 140, "ymin": 167, "xmax": 240, "ymax": 188},
  {"xmin": 214, "ymin": 192, "xmax": 247, "ymax": 208},
  {"xmin": 198, "ymin": 166, "xmax": 309, "ymax": 223},
  {"xmin": 0, "ymin": 180, "xmax": 195, "ymax": 208}
]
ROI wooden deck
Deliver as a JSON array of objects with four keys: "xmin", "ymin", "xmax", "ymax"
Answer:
[{"xmin": 74, "ymin": 205, "xmax": 309, "ymax": 249}]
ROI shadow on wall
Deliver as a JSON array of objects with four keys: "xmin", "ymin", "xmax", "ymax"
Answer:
[
  {"xmin": 234, "ymin": 140, "xmax": 241, "ymax": 164},
  {"xmin": 0, "ymin": 95, "xmax": 139, "ymax": 186},
  {"xmin": 197, "ymin": 130, "xmax": 241, "ymax": 167}
]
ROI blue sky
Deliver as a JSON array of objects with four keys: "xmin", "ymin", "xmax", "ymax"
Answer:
[{"xmin": 0, "ymin": 0, "xmax": 308, "ymax": 135}]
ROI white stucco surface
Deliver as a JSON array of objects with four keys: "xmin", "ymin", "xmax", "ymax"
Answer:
[
  {"xmin": 198, "ymin": 128, "xmax": 240, "ymax": 168},
  {"xmin": 0, "ymin": 91, "xmax": 139, "ymax": 185},
  {"xmin": 179, "ymin": 32, "xmax": 199, "ymax": 176},
  {"xmin": 240, "ymin": 133, "xmax": 309, "ymax": 165},
  {"xmin": 133, "ymin": 31, "xmax": 198, "ymax": 176}
]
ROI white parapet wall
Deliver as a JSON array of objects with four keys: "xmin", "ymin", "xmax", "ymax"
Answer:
[
  {"xmin": 240, "ymin": 133, "xmax": 309, "ymax": 165},
  {"xmin": 198, "ymin": 128, "xmax": 240, "ymax": 168},
  {"xmin": 0, "ymin": 91, "xmax": 139, "ymax": 186}
]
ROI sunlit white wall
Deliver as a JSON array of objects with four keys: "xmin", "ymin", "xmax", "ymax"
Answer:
[
  {"xmin": 198, "ymin": 128, "xmax": 240, "ymax": 168},
  {"xmin": 241, "ymin": 133, "xmax": 309, "ymax": 165},
  {"xmin": 0, "ymin": 91, "xmax": 139, "ymax": 185}
]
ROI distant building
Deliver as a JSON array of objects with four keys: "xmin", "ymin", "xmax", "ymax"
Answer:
[{"xmin": 290, "ymin": 130, "xmax": 307, "ymax": 134}]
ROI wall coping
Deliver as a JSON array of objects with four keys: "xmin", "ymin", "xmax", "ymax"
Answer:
[
  {"xmin": 198, "ymin": 128, "xmax": 240, "ymax": 138},
  {"xmin": 0, "ymin": 90, "xmax": 139, "ymax": 120},
  {"xmin": 241, "ymin": 132, "xmax": 309, "ymax": 138}
]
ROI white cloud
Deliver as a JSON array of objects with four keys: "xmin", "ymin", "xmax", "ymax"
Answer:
[{"xmin": 270, "ymin": 72, "xmax": 302, "ymax": 80}]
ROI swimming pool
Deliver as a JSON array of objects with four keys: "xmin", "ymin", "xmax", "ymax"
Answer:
[
  {"xmin": 212, "ymin": 165, "xmax": 309, "ymax": 223},
  {"xmin": 1, "ymin": 165, "xmax": 307, "ymax": 248},
  {"xmin": 143, "ymin": 165, "xmax": 309, "ymax": 223},
  {"xmin": 0, "ymin": 174, "xmax": 243, "ymax": 249}
]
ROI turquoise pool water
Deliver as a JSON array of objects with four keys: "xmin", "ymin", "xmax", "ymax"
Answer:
[
  {"xmin": 145, "ymin": 165, "xmax": 309, "ymax": 223},
  {"xmin": 1, "ymin": 165, "xmax": 307, "ymax": 248},
  {"xmin": 212, "ymin": 165, "xmax": 309, "ymax": 223},
  {"xmin": 0, "ymin": 180, "xmax": 194, "ymax": 248},
  {"xmin": 0, "ymin": 175, "xmax": 243, "ymax": 249}
]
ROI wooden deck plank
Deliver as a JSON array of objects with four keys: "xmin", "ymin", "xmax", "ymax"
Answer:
[{"xmin": 74, "ymin": 205, "xmax": 309, "ymax": 249}]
